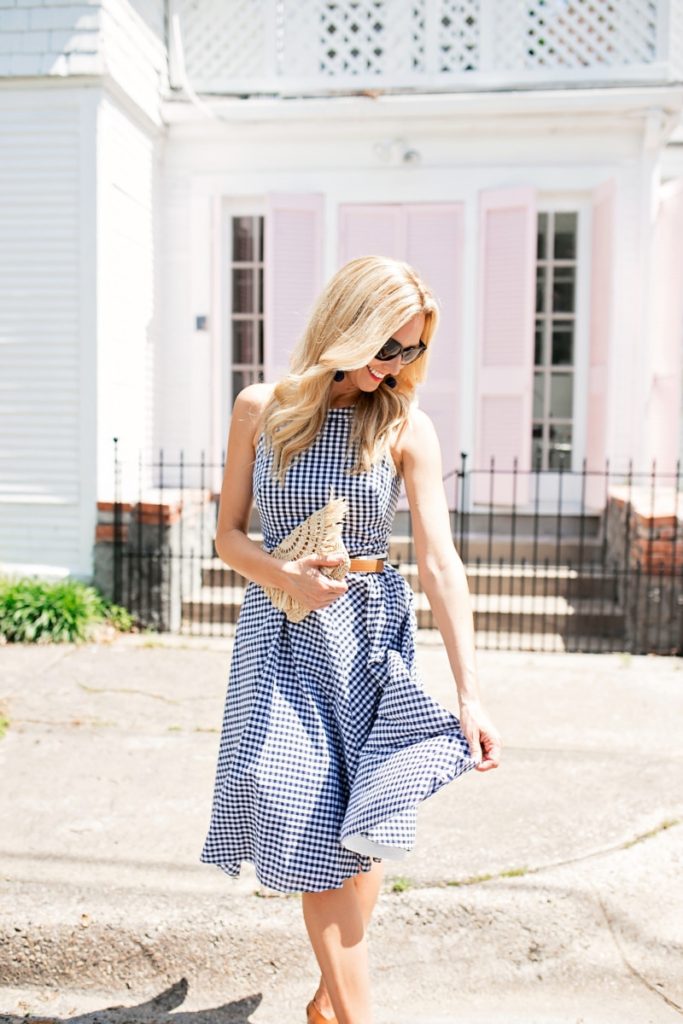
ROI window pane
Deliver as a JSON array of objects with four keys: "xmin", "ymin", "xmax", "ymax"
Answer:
[
  {"xmin": 232, "ymin": 269, "xmax": 255, "ymax": 313},
  {"xmin": 258, "ymin": 320, "xmax": 264, "ymax": 363},
  {"xmin": 232, "ymin": 369, "xmax": 255, "ymax": 400},
  {"xmin": 553, "ymin": 212, "xmax": 577, "ymax": 260},
  {"xmin": 550, "ymin": 372, "xmax": 573, "ymax": 419},
  {"xmin": 258, "ymin": 267, "xmax": 264, "ymax": 314},
  {"xmin": 552, "ymin": 266, "xmax": 575, "ymax": 313},
  {"xmin": 232, "ymin": 320, "xmax": 256, "ymax": 363},
  {"xmin": 532, "ymin": 424, "xmax": 544, "ymax": 470},
  {"xmin": 534, "ymin": 320, "xmax": 544, "ymax": 365},
  {"xmin": 537, "ymin": 212, "xmax": 548, "ymax": 259},
  {"xmin": 551, "ymin": 322, "xmax": 574, "ymax": 365},
  {"xmin": 233, "ymin": 217, "xmax": 255, "ymax": 262},
  {"xmin": 536, "ymin": 266, "xmax": 546, "ymax": 314},
  {"xmin": 549, "ymin": 424, "xmax": 572, "ymax": 469},
  {"xmin": 533, "ymin": 371, "xmax": 545, "ymax": 420},
  {"xmin": 257, "ymin": 216, "xmax": 264, "ymax": 261}
]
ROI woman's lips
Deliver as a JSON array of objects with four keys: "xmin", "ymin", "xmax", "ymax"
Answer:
[{"xmin": 367, "ymin": 366, "xmax": 385, "ymax": 382}]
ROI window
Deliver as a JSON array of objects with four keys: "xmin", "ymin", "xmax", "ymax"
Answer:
[
  {"xmin": 532, "ymin": 211, "xmax": 577, "ymax": 470},
  {"xmin": 230, "ymin": 215, "xmax": 264, "ymax": 405}
]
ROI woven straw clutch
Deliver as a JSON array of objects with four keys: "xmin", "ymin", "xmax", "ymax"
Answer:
[{"xmin": 262, "ymin": 489, "xmax": 351, "ymax": 623}]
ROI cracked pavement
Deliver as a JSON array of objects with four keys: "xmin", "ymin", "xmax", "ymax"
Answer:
[{"xmin": 0, "ymin": 637, "xmax": 681, "ymax": 1023}]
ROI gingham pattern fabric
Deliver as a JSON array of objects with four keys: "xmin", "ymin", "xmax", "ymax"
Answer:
[{"xmin": 199, "ymin": 407, "xmax": 479, "ymax": 893}]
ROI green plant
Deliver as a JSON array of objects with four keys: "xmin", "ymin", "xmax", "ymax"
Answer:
[
  {"xmin": 0, "ymin": 714, "xmax": 9, "ymax": 740},
  {"xmin": 0, "ymin": 577, "xmax": 134, "ymax": 643},
  {"xmin": 390, "ymin": 876, "xmax": 412, "ymax": 893}
]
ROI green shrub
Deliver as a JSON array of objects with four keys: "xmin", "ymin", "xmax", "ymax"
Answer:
[{"xmin": 0, "ymin": 577, "xmax": 133, "ymax": 644}]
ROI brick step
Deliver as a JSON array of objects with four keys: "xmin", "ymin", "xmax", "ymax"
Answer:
[
  {"xmin": 182, "ymin": 588, "xmax": 624, "ymax": 637},
  {"xmin": 200, "ymin": 560, "xmax": 620, "ymax": 599}
]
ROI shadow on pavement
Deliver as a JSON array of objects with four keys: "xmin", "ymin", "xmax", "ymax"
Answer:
[{"xmin": 0, "ymin": 978, "xmax": 263, "ymax": 1024}]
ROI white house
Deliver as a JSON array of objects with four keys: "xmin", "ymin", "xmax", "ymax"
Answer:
[{"xmin": 1, "ymin": 0, "xmax": 683, "ymax": 578}]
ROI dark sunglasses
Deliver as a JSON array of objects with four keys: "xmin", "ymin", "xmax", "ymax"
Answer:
[{"xmin": 374, "ymin": 337, "xmax": 427, "ymax": 364}]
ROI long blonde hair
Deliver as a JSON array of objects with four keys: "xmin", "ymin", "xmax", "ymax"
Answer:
[{"xmin": 262, "ymin": 255, "xmax": 439, "ymax": 483}]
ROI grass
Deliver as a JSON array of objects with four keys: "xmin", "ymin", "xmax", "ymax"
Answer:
[
  {"xmin": 447, "ymin": 871, "xmax": 494, "ymax": 887},
  {"xmin": 0, "ymin": 576, "xmax": 134, "ymax": 643},
  {"xmin": 623, "ymin": 817, "xmax": 680, "ymax": 848},
  {"xmin": 390, "ymin": 876, "xmax": 412, "ymax": 893},
  {"xmin": 447, "ymin": 866, "xmax": 530, "ymax": 887}
]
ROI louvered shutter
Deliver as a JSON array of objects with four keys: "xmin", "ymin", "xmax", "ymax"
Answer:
[
  {"xmin": 646, "ymin": 178, "xmax": 683, "ymax": 479},
  {"xmin": 474, "ymin": 187, "xmax": 537, "ymax": 505},
  {"xmin": 585, "ymin": 179, "xmax": 615, "ymax": 508},
  {"xmin": 404, "ymin": 204, "xmax": 464, "ymax": 475},
  {"xmin": 338, "ymin": 204, "xmax": 404, "ymax": 263},
  {"xmin": 338, "ymin": 203, "xmax": 464, "ymax": 466},
  {"xmin": 264, "ymin": 193, "xmax": 324, "ymax": 381}
]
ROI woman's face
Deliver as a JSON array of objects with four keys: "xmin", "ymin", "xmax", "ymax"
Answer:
[{"xmin": 330, "ymin": 313, "xmax": 426, "ymax": 404}]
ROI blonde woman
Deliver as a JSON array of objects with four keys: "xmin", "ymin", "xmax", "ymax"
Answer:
[{"xmin": 200, "ymin": 255, "xmax": 501, "ymax": 1024}]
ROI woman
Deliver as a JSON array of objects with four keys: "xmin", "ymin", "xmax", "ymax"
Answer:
[{"xmin": 200, "ymin": 255, "xmax": 501, "ymax": 1024}]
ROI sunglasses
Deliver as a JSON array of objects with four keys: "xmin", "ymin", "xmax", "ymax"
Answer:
[{"xmin": 374, "ymin": 337, "xmax": 427, "ymax": 364}]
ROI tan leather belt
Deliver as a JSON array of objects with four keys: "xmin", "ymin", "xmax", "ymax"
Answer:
[{"xmin": 348, "ymin": 557, "xmax": 385, "ymax": 573}]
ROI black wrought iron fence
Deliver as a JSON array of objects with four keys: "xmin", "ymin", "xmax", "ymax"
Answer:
[{"xmin": 95, "ymin": 443, "xmax": 683, "ymax": 655}]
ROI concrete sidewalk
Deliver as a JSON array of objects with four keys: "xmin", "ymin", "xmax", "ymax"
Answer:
[{"xmin": 0, "ymin": 636, "xmax": 681, "ymax": 1023}]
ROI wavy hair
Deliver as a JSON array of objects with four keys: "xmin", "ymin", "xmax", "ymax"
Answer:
[{"xmin": 262, "ymin": 255, "xmax": 439, "ymax": 483}]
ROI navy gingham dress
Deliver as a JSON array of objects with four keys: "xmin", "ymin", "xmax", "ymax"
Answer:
[{"xmin": 200, "ymin": 406, "xmax": 478, "ymax": 893}]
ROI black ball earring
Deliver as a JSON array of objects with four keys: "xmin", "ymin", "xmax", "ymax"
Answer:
[
  {"xmin": 333, "ymin": 370, "xmax": 345, "ymax": 382},
  {"xmin": 384, "ymin": 375, "xmax": 397, "ymax": 389}
]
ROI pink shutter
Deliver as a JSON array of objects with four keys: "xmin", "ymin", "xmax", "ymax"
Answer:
[
  {"xmin": 474, "ymin": 187, "xmax": 537, "ymax": 505},
  {"xmin": 585, "ymin": 179, "xmax": 615, "ymax": 508},
  {"xmin": 404, "ymin": 204, "xmax": 464, "ymax": 477},
  {"xmin": 265, "ymin": 193, "xmax": 324, "ymax": 381},
  {"xmin": 646, "ymin": 178, "xmax": 683, "ymax": 480},
  {"xmin": 338, "ymin": 204, "xmax": 403, "ymax": 264}
]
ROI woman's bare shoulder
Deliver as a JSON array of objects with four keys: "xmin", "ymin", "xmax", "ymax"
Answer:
[
  {"xmin": 391, "ymin": 404, "xmax": 437, "ymax": 474},
  {"xmin": 231, "ymin": 382, "xmax": 277, "ymax": 449}
]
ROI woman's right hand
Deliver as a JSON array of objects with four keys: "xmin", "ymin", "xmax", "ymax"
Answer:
[{"xmin": 280, "ymin": 553, "xmax": 349, "ymax": 612}]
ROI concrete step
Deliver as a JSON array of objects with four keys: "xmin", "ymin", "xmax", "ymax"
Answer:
[
  {"xmin": 398, "ymin": 534, "xmax": 606, "ymax": 565},
  {"xmin": 182, "ymin": 587, "xmax": 625, "ymax": 637},
  {"xmin": 200, "ymin": 559, "xmax": 620, "ymax": 600},
  {"xmin": 233, "ymin": 532, "xmax": 606, "ymax": 566},
  {"xmin": 249, "ymin": 509, "xmax": 604, "ymax": 539}
]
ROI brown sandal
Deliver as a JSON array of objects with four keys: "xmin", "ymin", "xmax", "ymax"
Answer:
[{"xmin": 306, "ymin": 997, "xmax": 338, "ymax": 1023}]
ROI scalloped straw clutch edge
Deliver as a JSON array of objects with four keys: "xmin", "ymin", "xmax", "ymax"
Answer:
[{"xmin": 262, "ymin": 489, "xmax": 351, "ymax": 623}]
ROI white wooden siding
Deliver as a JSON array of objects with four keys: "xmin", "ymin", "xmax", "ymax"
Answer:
[
  {"xmin": 0, "ymin": 98, "xmax": 87, "ymax": 571},
  {"xmin": 97, "ymin": 96, "xmax": 157, "ymax": 500},
  {"xmin": 0, "ymin": 1, "xmax": 166, "ymax": 126}
]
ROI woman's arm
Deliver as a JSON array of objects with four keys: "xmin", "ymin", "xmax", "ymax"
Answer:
[
  {"xmin": 214, "ymin": 384, "xmax": 349, "ymax": 610},
  {"xmin": 400, "ymin": 407, "xmax": 501, "ymax": 771}
]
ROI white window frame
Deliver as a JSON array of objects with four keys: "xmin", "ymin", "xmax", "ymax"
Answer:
[
  {"xmin": 220, "ymin": 199, "xmax": 266, "ymax": 448},
  {"xmin": 530, "ymin": 195, "xmax": 591, "ymax": 510}
]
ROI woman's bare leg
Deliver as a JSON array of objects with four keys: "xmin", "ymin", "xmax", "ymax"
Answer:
[{"xmin": 305, "ymin": 860, "xmax": 385, "ymax": 1021}]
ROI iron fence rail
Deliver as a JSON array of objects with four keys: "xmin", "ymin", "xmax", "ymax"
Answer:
[{"xmin": 107, "ymin": 443, "xmax": 683, "ymax": 655}]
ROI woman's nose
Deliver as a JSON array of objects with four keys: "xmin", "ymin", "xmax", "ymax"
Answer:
[{"xmin": 384, "ymin": 352, "xmax": 403, "ymax": 372}]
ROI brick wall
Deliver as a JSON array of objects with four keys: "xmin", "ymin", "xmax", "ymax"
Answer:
[{"xmin": 606, "ymin": 485, "xmax": 683, "ymax": 653}]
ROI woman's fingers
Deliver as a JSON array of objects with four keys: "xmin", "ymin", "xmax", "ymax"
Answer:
[
  {"xmin": 459, "ymin": 701, "xmax": 502, "ymax": 773},
  {"xmin": 475, "ymin": 730, "xmax": 502, "ymax": 772},
  {"xmin": 281, "ymin": 553, "xmax": 349, "ymax": 610}
]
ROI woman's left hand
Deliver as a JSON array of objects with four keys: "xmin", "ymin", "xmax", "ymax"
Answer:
[{"xmin": 458, "ymin": 698, "xmax": 502, "ymax": 772}]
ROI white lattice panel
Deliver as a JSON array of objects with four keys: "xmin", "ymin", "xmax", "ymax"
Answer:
[
  {"xmin": 437, "ymin": 0, "xmax": 479, "ymax": 72},
  {"xmin": 495, "ymin": 0, "xmax": 658, "ymax": 71},
  {"xmin": 168, "ymin": 0, "xmax": 673, "ymax": 92},
  {"xmin": 670, "ymin": 0, "xmax": 683, "ymax": 75},
  {"xmin": 316, "ymin": 0, "xmax": 422, "ymax": 77},
  {"xmin": 172, "ymin": 0, "xmax": 268, "ymax": 85}
]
